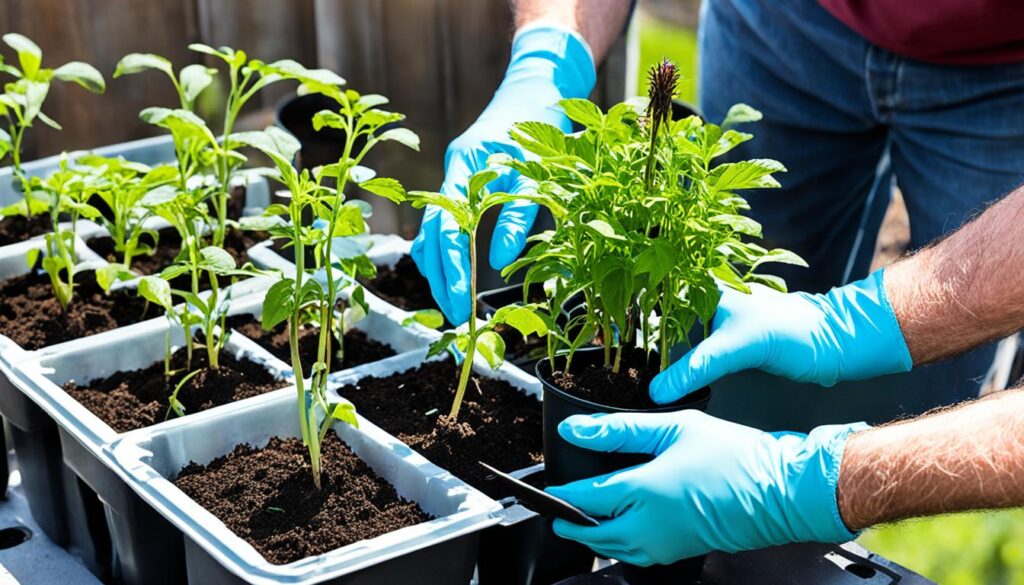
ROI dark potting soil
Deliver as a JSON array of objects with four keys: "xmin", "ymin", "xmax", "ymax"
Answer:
[
  {"xmin": 173, "ymin": 433, "xmax": 431, "ymax": 565},
  {"xmin": 225, "ymin": 315, "xmax": 396, "ymax": 373},
  {"xmin": 342, "ymin": 359, "xmax": 543, "ymax": 498},
  {"xmin": 0, "ymin": 214, "xmax": 51, "ymax": 246},
  {"xmin": 552, "ymin": 346, "xmax": 664, "ymax": 410},
  {"xmin": 63, "ymin": 347, "xmax": 288, "ymax": 433},
  {"xmin": 0, "ymin": 271, "xmax": 154, "ymax": 350},
  {"xmin": 360, "ymin": 255, "xmax": 440, "ymax": 313},
  {"xmin": 87, "ymin": 227, "xmax": 267, "ymax": 288}
]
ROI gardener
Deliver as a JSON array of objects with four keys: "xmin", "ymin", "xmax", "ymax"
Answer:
[
  {"xmin": 413, "ymin": 0, "xmax": 1024, "ymax": 428},
  {"xmin": 546, "ymin": 179, "xmax": 1024, "ymax": 565}
]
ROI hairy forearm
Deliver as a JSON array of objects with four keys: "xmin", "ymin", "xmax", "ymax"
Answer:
[
  {"xmin": 513, "ymin": 0, "xmax": 632, "ymax": 63},
  {"xmin": 885, "ymin": 186, "xmax": 1024, "ymax": 364},
  {"xmin": 837, "ymin": 388, "xmax": 1024, "ymax": 530}
]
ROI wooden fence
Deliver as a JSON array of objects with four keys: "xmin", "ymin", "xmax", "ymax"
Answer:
[{"xmin": 0, "ymin": 0, "xmax": 632, "ymax": 235}]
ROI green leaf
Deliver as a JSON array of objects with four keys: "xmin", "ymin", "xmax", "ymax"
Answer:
[
  {"xmin": 710, "ymin": 159, "xmax": 785, "ymax": 193},
  {"xmin": 427, "ymin": 332, "xmax": 458, "ymax": 358},
  {"xmin": 510, "ymin": 121, "xmax": 567, "ymax": 157},
  {"xmin": 467, "ymin": 169, "xmax": 499, "ymax": 201},
  {"xmin": 710, "ymin": 214, "xmax": 762, "ymax": 238},
  {"xmin": 138, "ymin": 276, "xmax": 172, "ymax": 309},
  {"xmin": 262, "ymin": 278, "xmax": 295, "ymax": 329},
  {"xmin": 22, "ymin": 80, "xmax": 49, "ymax": 124},
  {"xmin": 0, "ymin": 128, "xmax": 10, "ymax": 160},
  {"xmin": 402, "ymin": 309, "xmax": 444, "ymax": 330},
  {"xmin": 710, "ymin": 262, "xmax": 750, "ymax": 294},
  {"xmin": 750, "ymin": 248, "xmax": 808, "ymax": 271},
  {"xmin": 492, "ymin": 305, "xmax": 549, "ymax": 338},
  {"xmin": 261, "ymin": 59, "xmax": 346, "ymax": 87},
  {"xmin": 95, "ymin": 263, "xmax": 135, "ymax": 292},
  {"xmin": 359, "ymin": 177, "xmax": 406, "ymax": 203},
  {"xmin": 52, "ymin": 62, "xmax": 105, "ymax": 93},
  {"xmin": 583, "ymin": 219, "xmax": 627, "ymax": 242},
  {"xmin": 25, "ymin": 248, "xmax": 40, "ymax": 270},
  {"xmin": 635, "ymin": 239, "xmax": 678, "ymax": 287},
  {"xmin": 230, "ymin": 127, "xmax": 301, "ymax": 166},
  {"xmin": 199, "ymin": 246, "xmax": 236, "ymax": 272},
  {"xmin": 239, "ymin": 215, "xmax": 284, "ymax": 231},
  {"xmin": 745, "ymin": 272, "xmax": 788, "ymax": 293},
  {"xmin": 559, "ymin": 98, "xmax": 603, "ymax": 129},
  {"xmin": 476, "ymin": 331, "xmax": 506, "ymax": 369},
  {"xmin": 114, "ymin": 53, "xmax": 173, "ymax": 78},
  {"xmin": 593, "ymin": 256, "xmax": 633, "ymax": 330},
  {"xmin": 376, "ymin": 127, "xmax": 420, "ymax": 151},
  {"xmin": 327, "ymin": 400, "xmax": 359, "ymax": 428},
  {"xmin": 330, "ymin": 203, "xmax": 366, "ymax": 237},
  {"xmin": 36, "ymin": 110, "xmax": 61, "ymax": 130},
  {"xmin": 4, "ymin": 34, "xmax": 41, "ymax": 79},
  {"xmin": 179, "ymin": 64, "xmax": 216, "ymax": 106},
  {"xmin": 722, "ymin": 103, "xmax": 762, "ymax": 128},
  {"xmin": 312, "ymin": 110, "xmax": 344, "ymax": 131}
]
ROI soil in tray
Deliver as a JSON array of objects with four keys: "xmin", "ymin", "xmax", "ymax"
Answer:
[
  {"xmin": 0, "ymin": 271, "xmax": 154, "ymax": 351},
  {"xmin": 552, "ymin": 346, "xmax": 663, "ymax": 410},
  {"xmin": 342, "ymin": 359, "xmax": 543, "ymax": 498},
  {"xmin": 174, "ymin": 433, "xmax": 431, "ymax": 565},
  {"xmin": 63, "ymin": 347, "xmax": 288, "ymax": 433},
  {"xmin": 225, "ymin": 314, "xmax": 397, "ymax": 373},
  {"xmin": 88, "ymin": 227, "xmax": 268, "ymax": 287},
  {"xmin": 0, "ymin": 214, "xmax": 51, "ymax": 246},
  {"xmin": 359, "ymin": 255, "xmax": 441, "ymax": 313}
]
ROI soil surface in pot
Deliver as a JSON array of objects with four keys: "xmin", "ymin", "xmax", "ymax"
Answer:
[
  {"xmin": 0, "ymin": 215, "xmax": 51, "ymax": 246},
  {"xmin": 551, "ymin": 346, "xmax": 666, "ymax": 410},
  {"xmin": 342, "ymin": 359, "xmax": 542, "ymax": 498},
  {"xmin": 226, "ymin": 315, "xmax": 396, "ymax": 373},
  {"xmin": 174, "ymin": 433, "xmax": 431, "ymax": 565},
  {"xmin": 0, "ymin": 271, "xmax": 154, "ymax": 350},
  {"xmin": 63, "ymin": 347, "xmax": 287, "ymax": 433},
  {"xmin": 360, "ymin": 255, "xmax": 440, "ymax": 313},
  {"xmin": 88, "ymin": 227, "xmax": 267, "ymax": 289}
]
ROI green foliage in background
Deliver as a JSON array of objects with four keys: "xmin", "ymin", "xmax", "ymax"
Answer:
[
  {"xmin": 637, "ymin": 13, "xmax": 698, "ymax": 105},
  {"xmin": 860, "ymin": 509, "xmax": 1024, "ymax": 584}
]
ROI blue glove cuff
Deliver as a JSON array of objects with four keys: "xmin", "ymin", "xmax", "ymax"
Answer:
[
  {"xmin": 508, "ymin": 23, "xmax": 597, "ymax": 101},
  {"xmin": 823, "ymin": 269, "xmax": 913, "ymax": 380},
  {"xmin": 790, "ymin": 422, "xmax": 870, "ymax": 543}
]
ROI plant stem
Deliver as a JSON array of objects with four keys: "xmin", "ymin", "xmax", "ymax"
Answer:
[
  {"xmin": 449, "ymin": 230, "xmax": 478, "ymax": 419},
  {"xmin": 291, "ymin": 229, "xmax": 319, "ymax": 489}
]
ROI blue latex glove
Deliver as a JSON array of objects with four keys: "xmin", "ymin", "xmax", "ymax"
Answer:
[
  {"xmin": 650, "ymin": 270, "xmax": 913, "ymax": 404},
  {"xmin": 547, "ymin": 411, "xmax": 868, "ymax": 566},
  {"xmin": 410, "ymin": 23, "xmax": 596, "ymax": 325}
]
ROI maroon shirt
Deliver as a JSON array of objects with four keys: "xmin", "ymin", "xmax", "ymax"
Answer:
[{"xmin": 818, "ymin": 0, "xmax": 1024, "ymax": 65}]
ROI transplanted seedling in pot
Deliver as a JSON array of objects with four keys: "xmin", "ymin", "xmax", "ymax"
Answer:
[
  {"xmin": 238, "ymin": 76, "xmax": 420, "ymax": 487},
  {"xmin": 366, "ymin": 167, "xmax": 553, "ymax": 419},
  {"xmin": 0, "ymin": 33, "xmax": 105, "ymax": 224}
]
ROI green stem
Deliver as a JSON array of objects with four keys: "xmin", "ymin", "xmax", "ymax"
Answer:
[{"xmin": 450, "ymin": 230, "xmax": 477, "ymax": 419}]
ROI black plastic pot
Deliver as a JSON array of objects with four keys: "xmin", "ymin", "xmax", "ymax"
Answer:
[
  {"xmin": 183, "ymin": 518, "xmax": 479, "ymax": 584},
  {"xmin": 276, "ymin": 93, "xmax": 352, "ymax": 171},
  {"xmin": 537, "ymin": 346, "xmax": 711, "ymax": 584},
  {"xmin": 58, "ymin": 427, "xmax": 185, "ymax": 585},
  {"xmin": 0, "ymin": 378, "xmax": 112, "ymax": 579},
  {"xmin": 476, "ymin": 466, "xmax": 595, "ymax": 585}
]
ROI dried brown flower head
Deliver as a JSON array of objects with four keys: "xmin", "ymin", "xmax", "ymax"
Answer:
[{"xmin": 646, "ymin": 59, "xmax": 679, "ymax": 129}]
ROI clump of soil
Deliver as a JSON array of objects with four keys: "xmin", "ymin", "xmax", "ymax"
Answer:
[
  {"xmin": 0, "ymin": 215, "xmax": 51, "ymax": 246},
  {"xmin": 360, "ymin": 255, "xmax": 440, "ymax": 313},
  {"xmin": 174, "ymin": 433, "xmax": 430, "ymax": 565},
  {"xmin": 551, "ymin": 346, "xmax": 675, "ymax": 410},
  {"xmin": 341, "ymin": 359, "xmax": 542, "ymax": 497},
  {"xmin": 225, "ymin": 315, "xmax": 396, "ymax": 373},
  {"xmin": 0, "ymin": 271, "xmax": 154, "ymax": 350},
  {"xmin": 63, "ymin": 347, "xmax": 287, "ymax": 433}
]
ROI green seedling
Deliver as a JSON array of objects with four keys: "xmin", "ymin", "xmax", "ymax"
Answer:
[
  {"xmin": 0, "ymin": 33, "xmax": 105, "ymax": 219},
  {"xmin": 237, "ymin": 76, "xmax": 418, "ymax": 488},
  {"xmin": 367, "ymin": 167, "xmax": 552, "ymax": 419}
]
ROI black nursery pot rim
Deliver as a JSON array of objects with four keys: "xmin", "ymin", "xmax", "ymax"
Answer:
[{"xmin": 534, "ymin": 347, "xmax": 711, "ymax": 414}]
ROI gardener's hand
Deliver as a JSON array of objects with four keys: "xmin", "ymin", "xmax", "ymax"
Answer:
[
  {"xmin": 547, "ymin": 411, "xmax": 866, "ymax": 565},
  {"xmin": 411, "ymin": 24, "xmax": 595, "ymax": 325},
  {"xmin": 650, "ymin": 270, "xmax": 914, "ymax": 404}
]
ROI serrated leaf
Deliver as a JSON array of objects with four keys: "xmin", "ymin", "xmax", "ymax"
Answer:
[
  {"xmin": 559, "ymin": 98, "xmax": 603, "ymax": 129},
  {"xmin": 476, "ymin": 331, "xmax": 505, "ymax": 369},
  {"xmin": 710, "ymin": 159, "xmax": 785, "ymax": 193},
  {"xmin": 511, "ymin": 121, "xmax": 567, "ymax": 157},
  {"xmin": 710, "ymin": 214, "xmax": 762, "ymax": 238},
  {"xmin": 359, "ymin": 177, "xmax": 406, "ymax": 203}
]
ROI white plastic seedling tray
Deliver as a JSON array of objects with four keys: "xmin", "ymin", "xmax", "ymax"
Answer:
[{"xmin": 110, "ymin": 388, "xmax": 502, "ymax": 585}]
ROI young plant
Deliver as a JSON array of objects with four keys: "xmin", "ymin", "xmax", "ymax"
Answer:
[
  {"xmin": 368, "ymin": 167, "xmax": 552, "ymax": 419},
  {"xmin": 24, "ymin": 155, "xmax": 103, "ymax": 308},
  {"xmin": 0, "ymin": 33, "xmax": 105, "ymax": 219},
  {"xmin": 240, "ymin": 77, "xmax": 420, "ymax": 487},
  {"xmin": 499, "ymin": 59, "xmax": 806, "ymax": 378}
]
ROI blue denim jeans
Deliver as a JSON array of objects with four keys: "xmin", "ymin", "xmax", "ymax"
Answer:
[{"xmin": 697, "ymin": 0, "xmax": 1024, "ymax": 431}]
